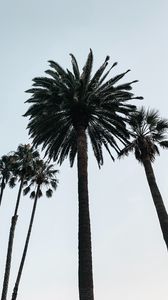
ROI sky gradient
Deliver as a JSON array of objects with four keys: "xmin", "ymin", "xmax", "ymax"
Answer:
[{"xmin": 0, "ymin": 0, "xmax": 168, "ymax": 299}]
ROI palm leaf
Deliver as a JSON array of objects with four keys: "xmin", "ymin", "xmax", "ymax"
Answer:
[
  {"xmin": 8, "ymin": 177, "xmax": 17, "ymax": 188},
  {"xmin": 159, "ymin": 140, "xmax": 168, "ymax": 149},
  {"xmin": 46, "ymin": 188, "xmax": 53, "ymax": 198},
  {"xmin": 30, "ymin": 191, "xmax": 36, "ymax": 199},
  {"xmin": 23, "ymin": 186, "xmax": 31, "ymax": 196},
  {"xmin": 80, "ymin": 49, "xmax": 93, "ymax": 88},
  {"xmin": 118, "ymin": 142, "xmax": 135, "ymax": 158},
  {"xmin": 70, "ymin": 53, "xmax": 80, "ymax": 80}
]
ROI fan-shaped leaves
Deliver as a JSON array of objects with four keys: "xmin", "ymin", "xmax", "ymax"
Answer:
[
  {"xmin": 119, "ymin": 107, "xmax": 168, "ymax": 163},
  {"xmin": 24, "ymin": 159, "xmax": 58, "ymax": 200}
]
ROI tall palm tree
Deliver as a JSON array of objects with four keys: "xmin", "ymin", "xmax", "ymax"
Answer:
[
  {"xmin": 24, "ymin": 50, "xmax": 142, "ymax": 300},
  {"xmin": 0, "ymin": 154, "xmax": 17, "ymax": 207},
  {"xmin": 11, "ymin": 159, "xmax": 58, "ymax": 300},
  {"xmin": 119, "ymin": 107, "xmax": 168, "ymax": 249},
  {"xmin": 1, "ymin": 144, "xmax": 40, "ymax": 300}
]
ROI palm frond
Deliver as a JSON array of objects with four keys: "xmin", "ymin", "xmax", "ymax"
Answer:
[
  {"xmin": 48, "ymin": 60, "xmax": 67, "ymax": 79},
  {"xmin": 146, "ymin": 108, "xmax": 159, "ymax": 126},
  {"xmin": 38, "ymin": 189, "xmax": 43, "ymax": 198},
  {"xmin": 23, "ymin": 186, "xmax": 31, "ymax": 196},
  {"xmin": 156, "ymin": 119, "xmax": 168, "ymax": 132},
  {"xmin": 118, "ymin": 142, "xmax": 135, "ymax": 158},
  {"xmin": 30, "ymin": 191, "xmax": 36, "ymax": 199},
  {"xmin": 70, "ymin": 53, "xmax": 80, "ymax": 80},
  {"xmin": 46, "ymin": 188, "xmax": 53, "ymax": 198},
  {"xmin": 88, "ymin": 55, "xmax": 110, "ymax": 90},
  {"xmin": 159, "ymin": 140, "xmax": 168, "ymax": 149},
  {"xmin": 50, "ymin": 180, "xmax": 58, "ymax": 190},
  {"xmin": 8, "ymin": 177, "xmax": 17, "ymax": 188},
  {"xmin": 80, "ymin": 49, "xmax": 93, "ymax": 91}
]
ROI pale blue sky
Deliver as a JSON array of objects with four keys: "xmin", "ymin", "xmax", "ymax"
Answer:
[{"xmin": 0, "ymin": 0, "xmax": 168, "ymax": 299}]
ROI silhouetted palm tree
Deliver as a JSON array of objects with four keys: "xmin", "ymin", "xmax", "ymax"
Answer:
[
  {"xmin": 1, "ymin": 144, "xmax": 40, "ymax": 300},
  {"xmin": 119, "ymin": 107, "xmax": 168, "ymax": 249},
  {"xmin": 11, "ymin": 159, "xmax": 58, "ymax": 300},
  {"xmin": 0, "ymin": 155, "xmax": 17, "ymax": 207},
  {"xmin": 24, "ymin": 50, "xmax": 142, "ymax": 300}
]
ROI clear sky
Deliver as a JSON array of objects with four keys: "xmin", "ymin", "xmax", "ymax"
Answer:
[{"xmin": 0, "ymin": 0, "xmax": 168, "ymax": 299}]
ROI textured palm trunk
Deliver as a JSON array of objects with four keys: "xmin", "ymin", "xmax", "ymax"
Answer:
[
  {"xmin": 143, "ymin": 158, "xmax": 168, "ymax": 250},
  {"xmin": 1, "ymin": 178, "xmax": 24, "ymax": 300},
  {"xmin": 11, "ymin": 185, "xmax": 40, "ymax": 300},
  {"xmin": 0, "ymin": 176, "xmax": 5, "ymax": 206},
  {"xmin": 76, "ymin": 126, "xmax": 94, "ymax": 300}
]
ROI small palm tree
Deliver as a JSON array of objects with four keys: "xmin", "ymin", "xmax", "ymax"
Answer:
[
  {"xmin": 0, "ymin": 155, "xmax": 17, "ymax": 207},
  {"xmin": 1, "ymin": 144, "xmax": 40, "ymax": 300},
  {"xmin": 24, "ymin": 50, "xmax": 142, "ymax": 300},
  {"xmin": 11, "ymin": 159, "xmax": 58, "ymax": 300},
  {"xmin": 119, "ymin": 107, "xmax": 168, "ymax": 249}
]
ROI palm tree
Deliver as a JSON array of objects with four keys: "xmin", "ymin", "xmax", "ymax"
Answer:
[
  {"xmin": 0, "ymin": 154, "xmax": 17, "ymax": 207},
  {"xmin": 11, "ymin": 159, "xmax": 58, "ymax": 300},
  {"xmin": 119, "ymin": 107, "xmax": 168, "ymax": 249},
  {"xmin": 1, "ymin": 144, "xmax": 40, "ymax": 300},
  {"xmin": 24, "ymin": 50, "xmax": 142, "ymax": 300}
]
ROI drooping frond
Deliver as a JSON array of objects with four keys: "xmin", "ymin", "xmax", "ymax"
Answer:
[
  {"xmin": 30, "ymin": 191, "xmax": 36, "ymax": 199},
  {"xmin": 23, "ymin": 186, "xmax": 31, "ymax": 196},
  {"xmin": 159, "ymin": 140, "xmax": 168, "ymax": 149},
  {"xmin": 46, "ymin": 188, "xmax": 53, "ymax": 198},
  {"xmin": 8, "ymin": 177, "xmax": 17, "ymax": 188},
  {"xmin": 118, "ymin": 141, "xmax": 136, "ymax": 158},
  {"xmin": 156, "ymin": 119, "xmax": 168, "ymax": 133}
]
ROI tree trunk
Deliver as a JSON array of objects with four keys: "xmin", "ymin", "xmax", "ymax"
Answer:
[
  {"xmin": 1, "ymin": 178, "xmax": 24, "ymax": 300},
  {"xmin": 76, "ymin": 126, "xmax": 94, "ymax": 300},
  {"xmin": 143, "ymin": 158, "xmax": 168, "ymax": 250},
  {"xmin": 11, "ymin": 185, "xmax": 40, "ymax": 300},
  {"xmin": 0, "ymin": 176, "xmax": 5, "ymax": 206}
]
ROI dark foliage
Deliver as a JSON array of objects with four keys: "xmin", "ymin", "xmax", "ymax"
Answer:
[{"xmin": 24, "ymin": 50, "xmax": 142, "ymax": 167}]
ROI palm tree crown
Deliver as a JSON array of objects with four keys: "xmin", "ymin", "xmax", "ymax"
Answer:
[
  {"xmin": 0, "ymin": 154, "xmax": 17, "ymax": 206},
  {"xmin": 0, "ymin": 155, "xmax": 17, "ymax": 187},
  {"xmin": 23, "ymin": 159, "xmax": 58, "ymax": 198},
  {"xmin": 0, "ymin": 155, "xmax": 12, "ymax": 185},
  {"xmin": 24, "ymin": 50, "xmax": 142, "ymax": 166},
  {"xmin": 119, "ymin": 107, "xmax": 168, "ymax": 162},
  {"xmin": 13, "ymin": 144, "xmax": 40, "ymax": 179}
]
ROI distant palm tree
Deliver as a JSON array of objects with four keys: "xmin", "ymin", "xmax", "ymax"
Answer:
[
  {"xmin": 24, "ymin": 50, "xmax": 142, "ymax": 300},
  {"xmin": 1, "ymin": 144, "xmax": 40, "ymax": 300},
  {"xmin": 119, "ymin": 107, "xmax": 168, "ymax": 249},
  {"xmin": 11, "ymin": 159, "xmax": 58, "ymax": 300},
  {"xmin": 0, "ymin": 155, "xmax": 17, "ymax": 207}
]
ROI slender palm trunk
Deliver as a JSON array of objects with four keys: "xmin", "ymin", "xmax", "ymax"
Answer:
[
  {"xmin": 11, "ymin": 185, "xmax": 40, "ymax": 300},
  {"xmin": 0, "ymin": 176, "xmax": 5, "ymax": 206},
  {"xmin": 76, "ymin": 126, "xmax": 94, "ymax": 300},
  {"xmin": 1, "ymin": 178, "xmax": 24, "ymax": 300},
  {"xmin": 143, "ymin": 158, "xmax": 168, "ymax": 250}
]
